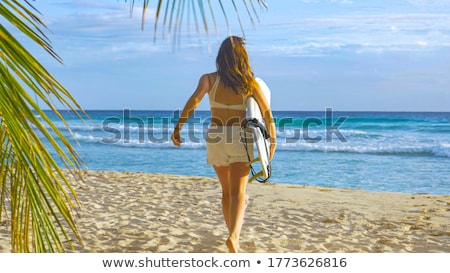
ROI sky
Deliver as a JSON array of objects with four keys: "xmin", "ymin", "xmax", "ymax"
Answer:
[{"xmin": 10, "ymin": 0, "xmax": 450, "ymax": 111}]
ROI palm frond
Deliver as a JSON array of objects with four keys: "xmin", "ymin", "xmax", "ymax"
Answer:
[
  {"xmin": 0, "ymin": 0, "xmax": 86, "ymax": 252},
  {"xmin": 133, "ymin": 0, "xmax": 268, "ymax": 41}
]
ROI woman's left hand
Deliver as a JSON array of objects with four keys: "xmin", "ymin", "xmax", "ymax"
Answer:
[{"xmin": 269, "ymin": 142, "xmax": 276, "ymax": 160}]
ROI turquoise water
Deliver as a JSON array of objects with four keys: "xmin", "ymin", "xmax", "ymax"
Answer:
[{"xmin": 43, "ymin": 110, "xmax": 449, "ymax": 195}]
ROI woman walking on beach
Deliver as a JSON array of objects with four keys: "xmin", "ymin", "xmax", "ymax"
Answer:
[{"xmin": 171, "ymin": 36, "xmax": 276, "ymax": 252}]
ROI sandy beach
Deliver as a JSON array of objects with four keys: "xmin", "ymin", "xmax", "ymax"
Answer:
[{"xmin": 0, "ymin": 170, "xmax": 449, "ymax": 253}]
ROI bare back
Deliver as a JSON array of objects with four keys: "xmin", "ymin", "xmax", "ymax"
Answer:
[{"xmin": 207, "ymin": 73, "xmax": 247, "ymax": 126}]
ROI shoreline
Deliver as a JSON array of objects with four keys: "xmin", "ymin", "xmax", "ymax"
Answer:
[
  {"xmin": 94, "ymin": 170, "xmax": 450, "ymax": 196},
  {"xmin": 1, "ymin": 170, "xmax": 449, "ymax": 253}
]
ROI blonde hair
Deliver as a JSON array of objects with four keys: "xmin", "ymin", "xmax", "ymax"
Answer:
[{"xmin": 216, "ymin": 36, "xmax": 258, "ymax": 96}]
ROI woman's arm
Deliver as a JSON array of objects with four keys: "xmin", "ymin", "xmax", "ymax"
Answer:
[
  {"xmin": 171, "ymin": 74, "xmax": 210, "ymax": 146},
  {"xmin": 252, "ymin": 85, "xmax": 277, "ymax": 160}
]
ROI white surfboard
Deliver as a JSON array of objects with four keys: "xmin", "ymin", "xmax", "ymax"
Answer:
[{"xmin": 245, "ymin": 77, "xmax": 272, "ymax": 183}]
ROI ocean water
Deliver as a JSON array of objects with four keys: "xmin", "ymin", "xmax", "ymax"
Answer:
[{"xmin": 42, "ymin": 110, "xmax": 449, "ymax": 195}]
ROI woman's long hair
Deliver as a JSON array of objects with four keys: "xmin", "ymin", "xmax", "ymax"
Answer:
[{"xmin": 216, "ymin": 36, "xmax": 258, "ymax": 96}]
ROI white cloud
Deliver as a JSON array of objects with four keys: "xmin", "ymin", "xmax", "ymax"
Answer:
[
  {"xmin": 253, "ymin": 13, "xmax": 450, "ymax": 56},
  {"xmin": 408, "ymin": 0, "xmax": 450, "ymax": 7},
  {"xmin": 390, "ymin": 26, "xmax": 399, "ymax": 32},
  {"xmin": 301, "ymin": 0, "xmax": 353, "ymax": 3},
  {"xmin": 416, "ymin": 40, "xmax": 428, "ymax": 47},
  {"xmin": 20, "ymin": 0, "xmax": 450, "ymax": 111},
  {"xmin": 34, "ymin": 1, "xmax": 450, "ymax": 61},
  {"xmin": 330, "ymin": 0, "xmax": 353, "ymax": 4}
]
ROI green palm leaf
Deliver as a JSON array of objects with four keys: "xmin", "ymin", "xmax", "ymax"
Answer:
[
  {"xmin": 138, "ymin": 0, "xmax": 267, "ymax": 42},
  {"xmin": 1, "ymin": 0, "xmax": 85, "ymax": 252}
]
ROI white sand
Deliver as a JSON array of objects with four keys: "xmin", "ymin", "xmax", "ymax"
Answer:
[{"xmin": 1, "ymin": 170, "xmax": 449, "ymax": 252}]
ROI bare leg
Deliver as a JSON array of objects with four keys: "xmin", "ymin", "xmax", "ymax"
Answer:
[
  {"xmin": 214, "ymin": 165, "xmax": 231, "ymax": 232},
  {"xmin": 225, "ymin": 162, "xmax": 250, "ymax": 253}
]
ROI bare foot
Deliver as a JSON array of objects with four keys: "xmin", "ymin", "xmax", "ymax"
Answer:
[{"xmin": 226, "ymin": 237, "xmax": 239, "ymax": 253}]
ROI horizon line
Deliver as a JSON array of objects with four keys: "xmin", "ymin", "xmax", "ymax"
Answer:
[{"xmin": 39, "ymin": 108, "xmax": 450, "ymax": 113}]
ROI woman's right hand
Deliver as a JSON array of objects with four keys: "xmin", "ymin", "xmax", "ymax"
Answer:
[{"xmin": 171, "ymin": 129, "xmax": 182, "ymax": 146}]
